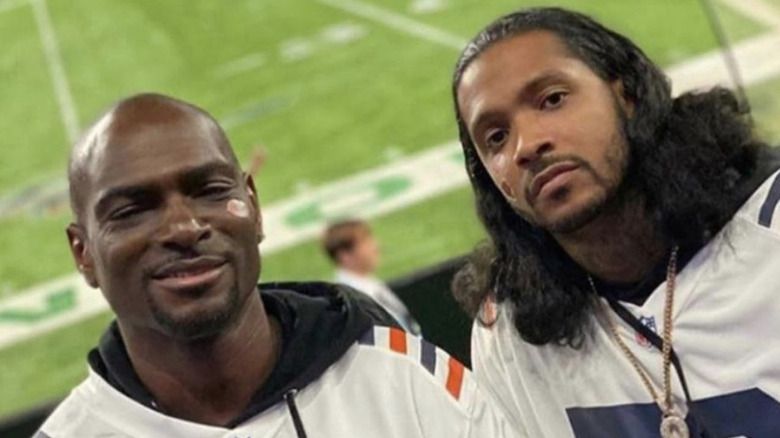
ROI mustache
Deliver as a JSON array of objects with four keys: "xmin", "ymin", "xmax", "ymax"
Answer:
[
  {"xmin": 144, "ymin": 246, "xmax": 229, "ymax": 276},
  {"xmin": 522, "ymin": 155, "xmax": 597, "ymax": 201},
  {"xmin": 526, "ymin": 155, "xmax": 593, "ymax": 178}
]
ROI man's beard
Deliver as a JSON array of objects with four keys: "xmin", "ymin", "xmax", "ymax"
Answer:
[
  {"xmin": 147, "ymin": 285, "xmax": 243, "ymax": 341},
  {"xmin": 540, "ymin": 184, "xmax": 611, "ymax": 233},
  {"xmin": 522, "ymin": 121, "xmax": 630, "ymax": 234}
]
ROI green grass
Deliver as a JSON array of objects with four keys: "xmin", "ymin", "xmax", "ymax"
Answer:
[
  {"xmin": 0, "ymin": 0, "xmax": 765, "ymax": 293},
  {"xmin": 0, "ymin": 6, "xmax": 68, "ymax": 194},
  {"xmin": 0, "ymin": 0, "xmax": 765, "ymax": 198},
  {"xmin": 5, "ymin": 0, "xmax": 463, "ymax": 201},
  {"xmin": 0, "ymin": 312, "xmax": 113, "ymax": 418},
  {"xmin": 0, "ymin": 212, "xmax": 73, "ymax": 297},
  {"xmin": 379, "ymin": 0, "xmax": 764, "ymax": 66},
  {"xmin": 1, "ymin": 0, "xmax": 778, "ymax": 419},
  {"xmin": 749, "ymin": 77, "xmax": 780, "ymax": 145}
]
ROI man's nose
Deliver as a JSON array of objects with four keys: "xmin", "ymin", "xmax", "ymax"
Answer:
[
  {"xmin": 511, "ymin": 120, "xmax": 553, "ymax": 167},
  {"xmin": 157, "ymin": 197, "xmax": 212, "ymax": 250}
]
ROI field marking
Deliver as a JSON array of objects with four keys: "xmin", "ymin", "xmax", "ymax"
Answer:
[
  {"xmin": 31, "ymin": 0, "xmax": 79, "ymax": 144},
  {"xmin": 409, "ymin": 0, "xmax": 448, "ymax": 15},
  {"xmin": 321, "ymin": 21, "xmax": 369, "ymax": 44},
  {"xmin": 214, "ymin": 22, "xmax": 368, "ymax": 79},
  {"xmin": 0, "ymin": 0, "xmax": 27, "ymax": 14},
  {"xmin": 213, "ymin": 53, "xmax": 266, "ymax": 79},
  {"xmin": 219, "ymin": 95, "xmax": 297, "ymax": 130},
  {"xmin": 314, "ymin": 0, "xmax": 466, "ymax": 50},
  {"xmin": 717, "ymin": 0, "xmax": 780, "ymax": 30},
  {"xmin": 0, "ymin": 274, "xmax": 102, "ymax": 350},
  {"xmin": 667, "ymin": 31, "xmax": 780, "ymax": 94},
  {"xmin": 279, "ymin": 38, "xmax": 316, "ymax": 63}
]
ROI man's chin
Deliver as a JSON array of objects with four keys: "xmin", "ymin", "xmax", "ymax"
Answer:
[
  {"xmin": 149, "ymin": 291, "xmax": 242, "ymax": 341},
  {"xmin": 535, "ymin": 195, "xmax": 608, "ymax": 234}
]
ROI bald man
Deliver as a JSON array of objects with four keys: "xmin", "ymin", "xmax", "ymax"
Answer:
[{"xmin": 37, "ymin": 93, "xmax": 519, "ymax": 438}]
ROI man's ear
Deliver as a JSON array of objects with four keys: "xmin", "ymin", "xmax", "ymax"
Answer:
[
  {"xmin": 66, "ymin": 223, "xmax": 99, "ymax": 288},
  {"xmin": 611, "ymin": 79, "xmax": 635, "ymax": 118},
  {"xmin": 243, "ymin": 173, "xmax": 264, "ymax": 244}
]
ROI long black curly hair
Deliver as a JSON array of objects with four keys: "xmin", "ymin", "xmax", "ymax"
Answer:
[{"xmin": 452, "ymin": 7, "xmax": 765, "ymax": 347}]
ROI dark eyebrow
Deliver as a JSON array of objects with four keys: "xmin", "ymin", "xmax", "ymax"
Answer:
[
  {"xmin": 94, "ymin": 184, "xmax": 156, "ymax": 220},
  {"xmin": 93, "ymin": 161, "xmax": 238, "ymax": 219},
  {"xmin": 468, "ymin": 69, "xmax": 571, "ymax": 136},
  {"xmin": 516, "ymin": 69, "xmax": 570, "ymax": 102},
  {"xmin": 179, "ymin": 161, "xmax": 237, "ymax": 187}
]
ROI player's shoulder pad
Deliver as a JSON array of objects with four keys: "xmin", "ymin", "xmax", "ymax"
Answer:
[{"xmin": 358, "ymin": 325, "xmax": 469, "ymax": 402}]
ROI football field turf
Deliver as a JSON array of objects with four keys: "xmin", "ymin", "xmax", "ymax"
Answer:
[{"xmin": 1, "ymin": 0, "xmax": 778, "ymax": 418}]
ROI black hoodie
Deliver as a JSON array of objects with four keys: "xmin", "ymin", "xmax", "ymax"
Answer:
[{"xmin": 88, "ymin": 281, "xmax": 399, "ymax": 431}]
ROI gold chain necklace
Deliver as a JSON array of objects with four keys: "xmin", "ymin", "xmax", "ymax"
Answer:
[{"xmin": 588, "ymin": 245, "xmax": 689, "ymax": 438}]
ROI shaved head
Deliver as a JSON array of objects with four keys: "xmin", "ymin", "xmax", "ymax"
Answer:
[
  {"xmin": 68, "ymin": 93, "xmax": 238, "ymax": 222},
  {"xmin": 64, "ymin": 92, "xmax": 263, "ymax": 342}
]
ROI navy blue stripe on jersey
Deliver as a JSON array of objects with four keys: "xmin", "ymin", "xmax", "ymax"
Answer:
[
  {"xmin": 691, "ymin": 388, "xmax": 780, "ymax": 436},
  {"xmin": 758, "ymin": 173, "xmax": 780, "ymax": 227},
  {"xmin": 420, "ymin": 339, "xmax": 436, "ymax": 374},
  {"xmin": 358, "ymin": 327, "xmax": 375, "ymax": 346},
  {"xmin": 567, "ymin": 388, "xmax": 780, "ymax": 437},
  {"xmin": 567, "ymin": 402, "xmax": 666, "ymax": 438}
]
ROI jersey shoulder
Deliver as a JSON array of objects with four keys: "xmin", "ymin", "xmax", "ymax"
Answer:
[
  {"xmin": 36, "ymin": 378, "xmax": 125, "ymax": 438},
  {"xmin": 735, "ymin": 169, "xmax": 780, "ymax": 233},
  {"xmin": 355, "ymin": 325, "xmax": 472, "ymax": 406}
]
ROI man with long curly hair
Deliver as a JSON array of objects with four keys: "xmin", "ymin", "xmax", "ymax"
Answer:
[{"xmin": 452, "ymin": 7, "xmax": 780, "ymax": 437}]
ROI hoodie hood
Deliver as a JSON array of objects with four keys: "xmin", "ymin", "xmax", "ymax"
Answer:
[
  {"xmin": 233, "ymin": 281, "xmax": 398, "ymax": 425},
  {"xmin": 88, "ymin": 281, "xmax": 398, "ymax": 428}
]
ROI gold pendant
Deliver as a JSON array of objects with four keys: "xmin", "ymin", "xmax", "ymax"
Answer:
[{"xmin": 660, "ymin": 414, "xmax": 689, "ymax": 438}]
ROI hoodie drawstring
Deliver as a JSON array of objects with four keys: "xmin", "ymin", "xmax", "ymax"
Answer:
[{"xmin": 284, "ymin": 389, "xmax": 307, "ymax": 438}]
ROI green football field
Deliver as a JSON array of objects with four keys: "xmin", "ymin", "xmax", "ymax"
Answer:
[{"xmin": 1, "ymin": 0, "xmax": 779, "ymax": 418}]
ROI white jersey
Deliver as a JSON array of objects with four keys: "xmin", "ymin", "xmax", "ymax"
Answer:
[
  {"xmin": 39, "ymin": 326, "xmax": 519, "ymax": 438},
  {"xmin": 472, "ymin": 170, "xmax": 780, "ymax": 437}
]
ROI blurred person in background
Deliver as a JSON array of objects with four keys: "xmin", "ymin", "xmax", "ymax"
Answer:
[
  {"xmin": 452, "ymin": 7, "xmax": 780, "ymax": 438},
  {"xmin": 322, "ymin": 219, "xmax": 421, "ymax": 335},
  {"xmin": 37, "ymin": 93, "xmax": 518, "ymax": 437}
]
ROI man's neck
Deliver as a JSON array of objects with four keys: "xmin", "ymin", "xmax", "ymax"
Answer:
[
  {"xmin": 553, "ymin": 198, "xmax": 670, "ymax": 285},
  {"xmin": 340, "ymin": 265, "xmax": 373, "ymax": 278},
  {"xmin": 120, "ymin": 293, "xmax": 281, "ymax": 426}
]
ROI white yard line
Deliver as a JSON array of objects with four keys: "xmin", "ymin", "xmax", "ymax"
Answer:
[
  {"xmin": 0, "ymin": 0, "xmax": 27, "ymax": 14},
  {"xmin": 667, "ymin": 31, "xmax": 780, "ymax": 94},
  {"xmin": 0, "ymin": 274, "xmax": 101, "ymax": 350},
  {"xmin": 213, "ymin": 53, "xmax": 266, "ymax": 79},
  {"xmin": 314, "ymin": 0, "xmax": 466, "ymax": 50},
  {"xmin": 717, "ymin": 0, "xmax": 780, "ymax": 30},
  {"xmin": 31, "ymin": 0, "xmax": 79, "ymax": 144}
]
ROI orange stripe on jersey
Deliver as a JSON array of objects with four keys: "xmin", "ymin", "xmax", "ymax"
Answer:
[
  {"xmin": 446, "ymin": 357, "xmax": 465, "ymax": 400},
  {"xmin": 389, "ymin": 327, "xmax": 407, "ymax": 354}
]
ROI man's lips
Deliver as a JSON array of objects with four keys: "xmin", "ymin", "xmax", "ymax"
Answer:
[
  {"xmin": 151, "ymin": 256, "xmax": 227, "ymax": 290},
  {"xmin": 528, "ymin": 162, "xmax": 580, "ymax": 201}
]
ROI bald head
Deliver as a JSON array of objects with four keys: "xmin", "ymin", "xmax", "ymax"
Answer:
[
  {"xmin": 64, "ymin": 93, "xmax": 264, "ymax": 344},
  {"xmin": 69, "ymin": 93, "xmax": 238, "ymax": 221}
]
